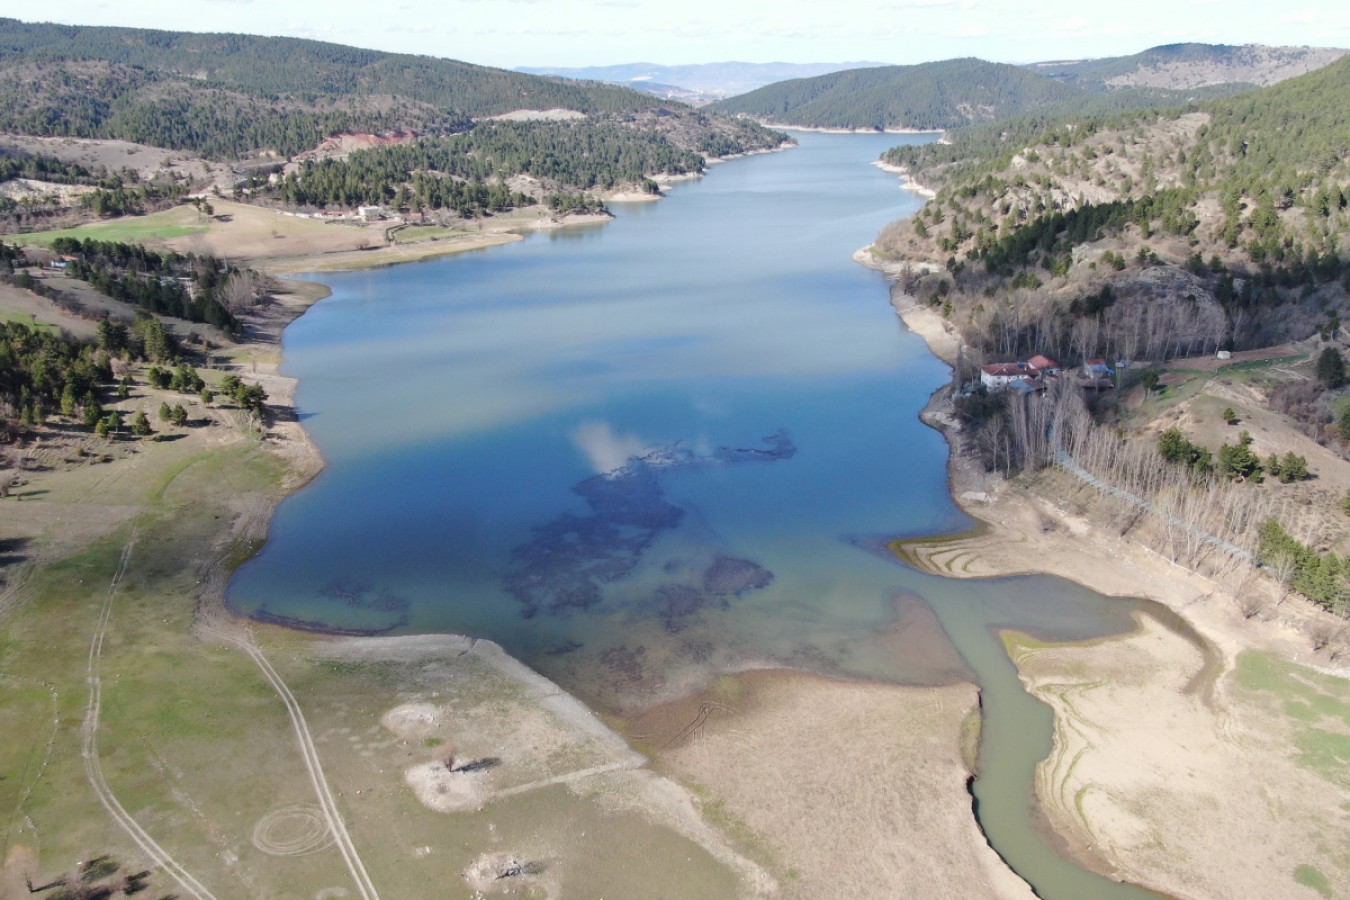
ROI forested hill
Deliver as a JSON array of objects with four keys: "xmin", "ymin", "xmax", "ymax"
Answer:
[
  {"xmin": 0, "ymin": 18, "xmax": 667, "ymax": 158},
  {"xmin": 711, "ymin": 59, "xmax": 1083, "ymax": 130},
  {"xmin": 1028, "ymin": 43, "xmax": 1347, "ymax": 92},
  {"xmin": 871, "ymin": 53, "xmax": 1350, "ymax": 365},
  {"xmin": 709, "ymin": 45, "xmax": 1346, "ymax": 132},
  {"xmin": 0, "ymin": 18, "xmax": 654, "ymax": 114}
]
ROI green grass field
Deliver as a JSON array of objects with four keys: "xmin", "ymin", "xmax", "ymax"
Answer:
[
  {"xmin": 1235, "ymin": 650, "xmax": 1350, "ymax": 787},
  {"xmin": 15, "ymin": 207, "xmax": 208, "ymax": 247},
  {"xmin": 0, "ymin": 310, "xmax": 58, "ymax": 331},
  {"xmin": 392, "ymin": 225, "xmax": 453, "ymax": 243},
  {"xmin": 0, "ymin": 421, "xmax": 747, "ymax": 898}
]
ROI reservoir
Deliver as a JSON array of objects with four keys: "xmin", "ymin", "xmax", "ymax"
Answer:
[{"xmin": 230, "ymin": 132, "xmax": 1160, "ymax": 898}]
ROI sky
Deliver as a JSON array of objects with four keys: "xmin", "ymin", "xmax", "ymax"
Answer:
[{"xmin": 21, "ymin": 0, "xmax": 1350, "ymax": 70}]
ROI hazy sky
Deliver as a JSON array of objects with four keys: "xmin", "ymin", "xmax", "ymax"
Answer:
[{"xmin": 24, "ymin": 1, "xmax": 1350, "ymax": 69}]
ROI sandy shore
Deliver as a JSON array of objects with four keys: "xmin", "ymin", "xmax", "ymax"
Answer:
[
  {"xmin": 218, "ymin": 177, "xmax": 1032, "ymax": 896},
  {"xmin": 256, "ymin": 232, "xmax": 526, "ymax": 275},
  {"xmin": 706, "ymin": 140, "xmax": 799, "ymax": 164},
  {"xmin": 767, "ymin": 123, "xmax": 944, "ymax": 136},
  {"xmin": 605, "ymin": 142, "xmax": 798, "ymax": 202},
  {"xmin": 872, "ymin": 160, "xmax": 938, "ymax": 199},
  {"xmin": 627, "ymin": 669, "xmax": 1034, "ymax": 900},
  {"xmin": 1010, "ymin": 614, "xmax": 1350, "ymax": 899},
  {"xmin": 857, "ymin": 244, "xmax": 1350, "ymax": 898}
]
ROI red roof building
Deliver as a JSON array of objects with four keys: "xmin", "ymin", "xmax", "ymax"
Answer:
[{"xmin": 1027, "ymin": 355, "xmax": 1062, "ymax": 375}]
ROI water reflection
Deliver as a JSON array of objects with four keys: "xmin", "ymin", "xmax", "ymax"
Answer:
[{"xmin": 232, "ymin": 132, "xmax": 1164, "ymax": 898}]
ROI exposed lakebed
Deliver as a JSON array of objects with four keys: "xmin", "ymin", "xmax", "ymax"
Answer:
[{"xmin": 230, "ymin": 132, "xmax": 1161, "ymax": 897}]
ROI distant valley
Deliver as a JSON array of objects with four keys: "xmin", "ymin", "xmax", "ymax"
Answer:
[{"xmin": 516, "ymin": 61, "xmax": 888, "ymax": 105}]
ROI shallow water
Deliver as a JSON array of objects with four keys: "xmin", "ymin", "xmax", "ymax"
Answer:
[{"xmin": 230, "ymin": 132, "xmax": 1160, "ymax": 898}]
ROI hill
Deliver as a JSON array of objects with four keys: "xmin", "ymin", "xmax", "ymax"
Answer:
[
  {"xmin": 865, "ymin": 53, "xmax": 1350, "ymax": 682},
  {"xmin": 516, "ymin": 61, "xmax": 888, "ymax": 103},
  {"xmin": 711, "ymin": 45, "xmax": 1347, "ymax": 132},
  {"xmin": 710, "ymin": 58, "xmax": 1085, "ymax": 130},
  {"xmin": 0, "ymin": 19, "xmax": 789, "ymax": 235},
  {"xmin": 1029, "ymin": 43, "xmax": 1346, "ymax": 92},
  {"xmin": 872, "ymin": 53, "xmax": 1350, "ymax": 428},
  {"xmin": 879, "ymin": 52, "xmax": 1350, "ymax": 274},
  {"xmin": 0, "ymin": 18, "xmax": 671, "ymax": 159}
]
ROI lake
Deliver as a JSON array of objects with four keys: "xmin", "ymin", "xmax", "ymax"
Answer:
[{"xmin": 229, "ymin": 131, "xmax": 1160, "ymax": 898}]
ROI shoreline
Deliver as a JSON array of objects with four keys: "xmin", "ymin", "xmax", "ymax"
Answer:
[
  {"xmin": 218, "ymin": 146, "xmax": 1350, "ymax": 898},
  {"xmin": 856, "ymin": 240, "xmax": 1350, "ymax": 669},
  {"xmin": 201, "ymin": 142, "xmax": 1036, "ymax": 895},
  {"xmin": 606, "ymin": 139, "xmax": 799, "ymax": 202},
  {"xmin": 6, "ymin": 124, "xmax": 1345, "ymax": 898},
  {"xmin": 872, "ymin": 159, "xmax": 939, "ymax": 199},
  {"xmin": 214, "ymin": 135, "xmax": 801, "ymax": 619},
  {"xmin": 855, "ymin": 239, "xmax": 1349, "ymax": 661},
  {"xmin": 767, "ymin": 122, "xmax": 945, "ymax": 136},
  {"xmin": 855, "ymin": 241, "xmax": 1350, "ymax": 897}
]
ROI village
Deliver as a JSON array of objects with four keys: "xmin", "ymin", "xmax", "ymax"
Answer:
[{"xmin": 977, "ymin": 354, "xmax": 1116, "ymax": 394}]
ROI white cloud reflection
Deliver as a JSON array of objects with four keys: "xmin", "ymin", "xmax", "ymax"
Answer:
[{"xmin": 570, "ymin": 421, "xmax": 652, "ymax": 474}]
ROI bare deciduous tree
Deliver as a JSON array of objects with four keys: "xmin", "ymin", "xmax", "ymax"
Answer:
[
  {"xmin": 1237, "ymin": 592, "xmax": 1266, "ymax": 620},
  {"xmin": 220, "ymin": 269, "xmax": 265, "ymax": 315}
]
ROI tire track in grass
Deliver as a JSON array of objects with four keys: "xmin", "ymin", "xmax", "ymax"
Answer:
[
  {"xmin": 82, "ymin": 530, "xmax": 218, "ymax": 900},
  {"xmin": 203, "ymin": 624, "xmax": 380, "ymax": 900}
]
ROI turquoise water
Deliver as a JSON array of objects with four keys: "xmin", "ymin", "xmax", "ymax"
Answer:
[{"xmin": 229, "ymin": 132, "xmax": 1160, "ymax": 898}]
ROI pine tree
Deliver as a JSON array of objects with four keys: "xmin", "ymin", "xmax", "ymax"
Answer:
[
  {"xmin": 1316, "ymin": 347, "xmax": 1346, "ymax": 388},
  {"xmin": 60, "ymin": 383, "xmax": 78, "ymax": 418}
]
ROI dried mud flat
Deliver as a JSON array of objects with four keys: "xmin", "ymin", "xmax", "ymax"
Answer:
[
  {"xmin": 310, "ymin": 634, "xmax": 775, "ymax": 897},
  {"xmin": 894, "ymin": 439, "xmax": 1350, "ymax": 898},
  {"xmin": 1014, "ymin": 615, "xmax": 1350, "ymax": 899},
  {"xmin": 630, "ymin": 669, "xmax": 1035, "ymax": 900},
  {"xmin": 878, "ymin": 281, "xmax": 1350, "ymax": 897}
]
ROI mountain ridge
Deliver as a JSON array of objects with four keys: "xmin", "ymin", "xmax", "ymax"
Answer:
[
  {"xmin": 712, "ymin": 43, "xmax": 1347, "ymax": 131},
  {"xmin": 0, "ymin": 18, "xmax": 674, "ymax": 158}
]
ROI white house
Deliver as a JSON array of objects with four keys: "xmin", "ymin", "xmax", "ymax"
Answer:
[{"xmin": 980, "ymin": 362, "xmax": 1034, "ymax": 389}]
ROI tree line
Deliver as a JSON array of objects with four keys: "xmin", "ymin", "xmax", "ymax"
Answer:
[
  {"xmin": 0, "ymin": 320, "xmax": 113, "ymax": 433},
  {"xmin": 1259, "ymin": 519, "xmax": 1350, "ymax": 616},
  {"xmin": 0, "ymin": 18, "xmax": 665, "ymax": 117},
  {"xmin": 0, "ymin": 149, "xmax": 191, "ymax": 222},
  {"xmin": 0, "ymin": 19, "xmax": 674, "ymax": 160},
  {"xmin": 880, "ymin": 55, "xmax": 1350, "ymax": 286},
  {"xmin": 953, "ymin": 378, "xmax": 1345, "ymax": 624},
  {"xmin": 271, "ymin": 121, "xmax": 705, "ymax": 211},
  {"xmin": 714, "ymin": 58, "xmax": 1084, "ymax": 130},
  {"xmin": 51, "ymin": 237, "xmax": 240, "ymax": 334}
]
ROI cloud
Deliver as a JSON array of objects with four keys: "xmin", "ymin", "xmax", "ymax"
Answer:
[
  {"xmin": 283, "ymin": 21, "xmax": 351, "ymax": 40},
  {"xmin": 881, "ymin": 0, "xmax": 970, "ymax": 9},
  {"xmin": 937, "ymin": 23, "xmax": 991, "ymax": 38},
  {"xmin": 571, "ymin": 421, "xmax": 651, "ymax": 475}
]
